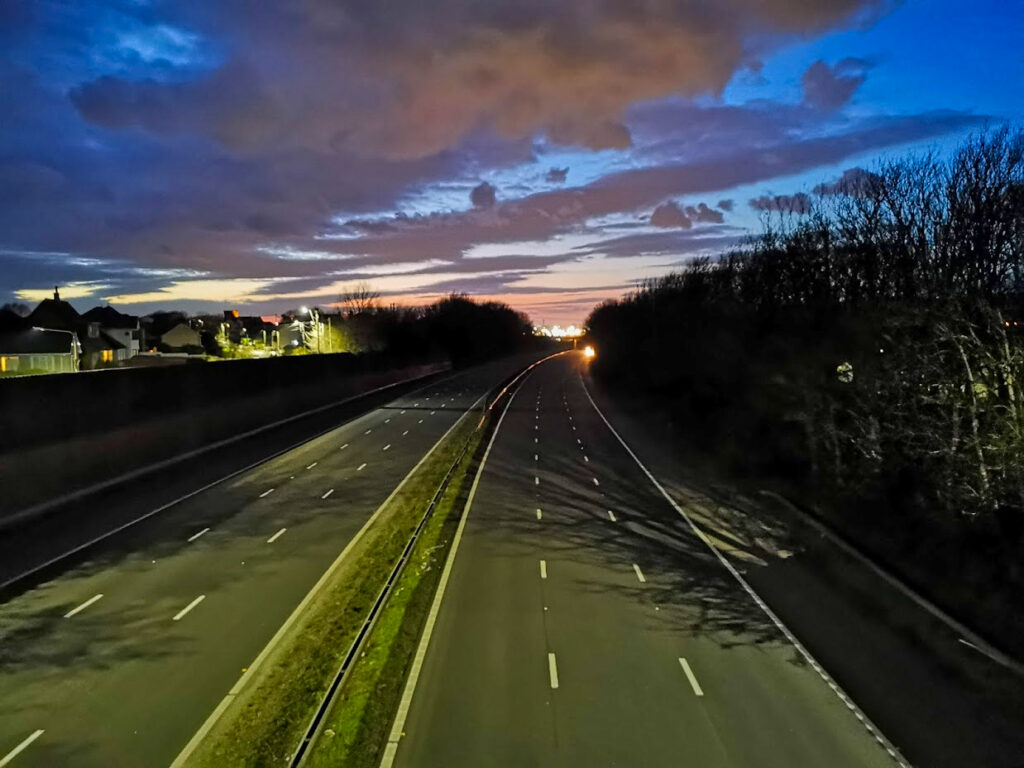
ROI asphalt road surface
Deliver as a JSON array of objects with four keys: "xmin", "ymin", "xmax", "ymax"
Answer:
[
  {"xmin": 388, "ymin": 352, "xmax": 955, "ymax": 767},
  {"xmin": 0, "ymin": 355, "xmax": 539, "ymax": 767}
]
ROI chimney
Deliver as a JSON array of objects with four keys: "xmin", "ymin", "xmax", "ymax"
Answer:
[{"xmin": 54, "ymin": 285, "xmax": 61, "ymax": 301}]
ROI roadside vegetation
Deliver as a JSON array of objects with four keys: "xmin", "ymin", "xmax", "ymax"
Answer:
[
  {"xmin": 186, "ymin": 406, "xmax": 485, "ymax": 767},
  {"xmin": 305, "ymin": 421, "xmax": 486, "ymax": 768},
  {"xmin": 587, "ymin": 127, "xmax": 1024, "ymax": 650}
]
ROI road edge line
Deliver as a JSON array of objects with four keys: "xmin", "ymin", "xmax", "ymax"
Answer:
[
  {"xmin": 168, "ymin": 392, "xmax": 485, "ymax": 768},
  {"xmin": 378, "ymin": 368, "xmax": 530, "ymax": 768},
  {"xmin": 580, "ymin": 376, "xmax": 911, "ymax": 768},
  {"xmin": 759, "ymin": 490, "xmax": 1024, "ymax": 676},
  {"xmin": 1, "ymin": 366, "xmax": 468, "ymax": 591},
  {"xmin": 1, "ymin": 365, "xmax": 454, "ymax": 534}
]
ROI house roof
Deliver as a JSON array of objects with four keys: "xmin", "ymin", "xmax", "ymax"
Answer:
[
  {"xmin": 28, "ymin": 297, "xmax": 80, "ymax": 330},
  {"xmin": 0, "ymin": 329, "xmax": 76, "ymax": 355},
  {"xmin": 82, "ymin": 305, "xmax": 138, "ymax": 328}
]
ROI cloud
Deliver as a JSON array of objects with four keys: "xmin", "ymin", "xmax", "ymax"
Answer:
[
  {"xmin": 801, "ymin": 58, "xmax": 870, "ymax": 111},
  {"xmin": 66, "ymin": 1, "xmax": 892, "ymax": 159},
  {"xmin": 650, "ymin": 201, "xmax": 692, "ymax": 228},
  {"xmin": 750, "ymin": 192, "xmax": 814, "ymax": 214},
  {"xmin": 717, "ymin": 199, "xmax": 734, "ymax": 211},
  {"xmin": 470, "ymin": 181, "xmax": 497, "ymax": 209},
  {"xmin": 684, "ymin": 202, "xmax": 725, "ymax": 224},
  {"xmin": 813, "ymin": 166, "xmax": 883, "ymax": 196},
  {"xmin": 546, "ymin": 167, "xmax": 569, "ymax": 183}
]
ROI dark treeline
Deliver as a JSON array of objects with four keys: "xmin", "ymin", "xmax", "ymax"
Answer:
[
  {"xmin": 587, "ymin": 127, "xmax": 1024, "ymax": 644},
  {"xmin": 319, "ymin": 292, "xmax": 535, "ymax": 368}
]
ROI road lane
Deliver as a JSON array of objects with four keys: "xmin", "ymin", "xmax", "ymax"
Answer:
[
  {"xmin": 389, "ymin": 353, "xmax": 899, "ymax": 768},
  {"xmin": 0, "ymin": 355, "xmax": 542, "ymax": 766}
]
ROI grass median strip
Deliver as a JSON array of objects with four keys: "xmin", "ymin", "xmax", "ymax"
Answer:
[
  {"xmin": 303, "ymin": 422, "xmax": 485, "ymax": 768},
  {"xmin": 183, "ymin": 409, "xmax": 482, "ymax": 768}
]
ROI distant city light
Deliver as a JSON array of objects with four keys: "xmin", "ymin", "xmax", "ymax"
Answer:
[{"xmin": 534, "ymin": 324, "xmax": 583, "ymax": 338}]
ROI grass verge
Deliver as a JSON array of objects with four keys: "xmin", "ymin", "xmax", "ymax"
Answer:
[
  {"xmin": 303, "ymin": 420, "xmax": 486, "ymax": 767},
  {"xmin": 184, "ymin": 408, "xmax": 482, "ymax": 767}
]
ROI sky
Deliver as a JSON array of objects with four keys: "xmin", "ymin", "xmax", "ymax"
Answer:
[{"xmin": 1, "ymin": 0, "xmax": 1022, "ymax": 326}]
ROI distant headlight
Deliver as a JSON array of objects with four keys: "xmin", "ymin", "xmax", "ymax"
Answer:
[{"xmin": 583, "ymin": 345, "xmax": 595, "ymax": 359}]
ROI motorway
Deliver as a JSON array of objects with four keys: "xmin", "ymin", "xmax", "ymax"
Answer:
[
  {"xmin": 0, "ymin": 355, "xmax": 538, "ymax": 767},
  {"xmin": 388, "ymin": 352, "xmax": 907, "ymax": 767}
]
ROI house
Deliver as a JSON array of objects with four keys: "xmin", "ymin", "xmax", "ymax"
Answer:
[
  {"xmin": 78, "ymin": 321, "xmax": 128, "ymax": 369},
  {"xmin": 82, "ymin": 305, "xmax": 141, "ymax": 357},
  {"xmin": 160, "ymin": 322, "xmax": 202, "ymax": 351},
  {"xmin": 23, "ymin": 288, "xmax": 135, "ymax": 370},
  {"xmin": 0, "ymin": 328, "xmax": 79, "ymax": 374}
]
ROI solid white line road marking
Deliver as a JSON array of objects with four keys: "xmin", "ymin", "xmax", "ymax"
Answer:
[
  {"xmin": 267, "ymin": 528, "xmax": 287, "ymax": 544},
  {"xmin": 173, "ymin": 595, "xmax": 206, "ymax": 621},
  {"xmin": 540, "ymin": 560, "xmax": 547, "ymax": 579},
  {"xmin": 259, "ymin": 488, "xmax": 275, "ymax": 498},
  {"xmin": 383, "ymin": 444, "xmax": 391, "ymax": 451},
  {"xmin": 608, "ymin": 510, "xmax": 617, "ymax": 522},
  {"xmin": 357, "ymin": 463, "xmax": 367, "ymax": 471},
  {"xmin": 64, "ymin": 594, "xmax": 103, "ymax": 618},
  {"xmin": 548, "ymin": 653, "xmax": 560, "ymax": 689},
  {"xmin": 380, "ymin": 370, "xmax": 536, "ymax": 768},
  {"xmin": 633, "ymin": 564, "xmax": 646, "ymax": 583},
  {"xmin": 679, "ymin": 658, "xmax": 704, "ymax": 696},
  {"xmin": 306, "ymin": 462, "xmax": 317, "ymax": 470},
  {"xmin": 340, "ymin": 443, "xmax": 349, "ymax": 450},
  {"xmin": 188, "ymin": 527, "xmax": 210, "ymax": 542},
  {"xmin": 592, "ymin": 477, "xmax": 599, "ymax": 486},
  {"xmin": 581, "ymin": 380, "xmax": 908, "ymax": 766},
  {"xmin": 536, "ymin": 509, "xmax": 542, "ymax": 520},
  {"xmin": 322, "ymin": 489, "xmax": 334, "ymax": 500},
  {"xmin": 403, "ymin": 430, "xmax": 409, "ymax": 436},
  {"xmin": 0, "ymin": 730, "xmax": 44, "ymax": 767}
]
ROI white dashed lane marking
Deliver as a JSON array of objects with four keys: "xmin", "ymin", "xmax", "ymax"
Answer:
[
  {"xmin": 259, "ymin": 488, "xmax": 275, "ymax": 498},
  {"xmin": 679, "ymin": 658, "xmax": 704, "ymax": 696},
  {"xmin": 187, "ymin": 527, "xmax": 210, "ymax": 542},
  {"xmin": 306, "ymin": 462, "xmax": 317, "ymax": 470},
  {"xmin": 633, "ymin": 564, "xmax": 646, "ymax": 583},
  {"xmin": 267, "ymin": 528, "xmax": 287, "ymax": 544},
  {"xmin": 173, "ymin": 595, "xmax": 206, "ymax": 621},
  {"xmin": 322, "ymin": 489, "xmax": 334, "ymax": 499},
  {"xmin": 357, "ymin": 463, "xmax": 367, "ymax": 471},
  {"xmin": 0, "ymin": 729, "xmax": 44, "ymax": 766},
  {"xmin": 64, "ymin": 594, "xmax": 103, "ymax": 619}
]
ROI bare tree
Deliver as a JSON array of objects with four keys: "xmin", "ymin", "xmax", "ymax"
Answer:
[{"xmin": 339, "ymin": 282, "xmax": 380, "ymax": 316}]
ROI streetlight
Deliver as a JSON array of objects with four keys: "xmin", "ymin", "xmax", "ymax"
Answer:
[{"xmin": 33, "ymin": 326, "xmax": 80, "ymax": 372}]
